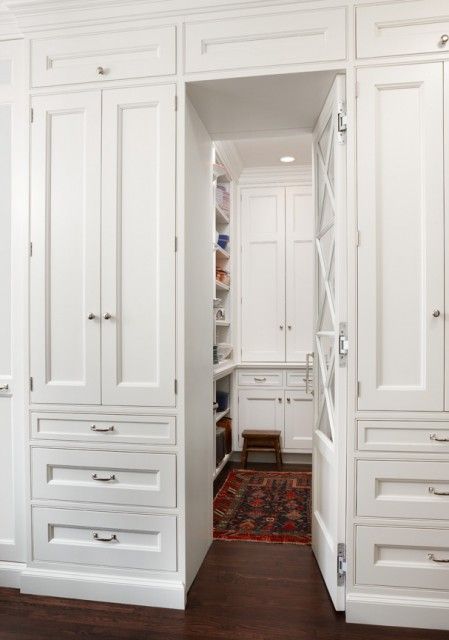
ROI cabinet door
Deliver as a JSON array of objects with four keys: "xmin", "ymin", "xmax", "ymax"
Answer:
[
  {"xmin": 101, "ymin": 85, "xmax": 176, "ymax": 407},
  {"xmin": 238, "ymin": 388, "xmax": 284, "ymax": 446},
  {"xmin": 30, "ymin": 91, "xmax": 101, "ymax": 404},
  {"xmin": 284, "ymin": 389, "xmax": 313, "ymax": 452},
  {"xmin": 241, "ymin": 188, "xmax": 285, "ymax": 362},
  {"xmin": 357, "ymin": 63, "xmax": 444, "ymax": 411},
  {"xmin": 286, "ymin": 186, "xmax": 313, "ymax": 363}
]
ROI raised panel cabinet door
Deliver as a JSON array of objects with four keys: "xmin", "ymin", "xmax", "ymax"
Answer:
[
  {"xmin": 284, "ymin": 390, "xmax": 313, "ymax": 452},
  {"xmin": 30, "ymin": 91, "xmax": 102, "ymax": 404},
  {"xmin": 241, "ymin": 187, "xmax": 285, "ymax": 362},
  {"xmin": 238, "ymin": 389, "xmax": 284, "ymax": 447},
  {"xmin": 101, "ymin": 84, "xmax": 176, "ymax": 407},
  {"xmin": 286, "ymin": 186, "xmax": 314, "ymax": 363},
  {"xmin": 357, "ymin": 63, "xmax": 444, "ymax": 411}
]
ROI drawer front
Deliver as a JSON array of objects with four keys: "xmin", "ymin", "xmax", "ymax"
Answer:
[
  {"xmin": 357, "ymin": 460, "xmax": 449, "ymax": 520},
  {"xmin": 33, "ymin": 507, "xmax": 177, "ymax": 571},
  {"xmin": 358, "ymin": 421, "xmax": 449, "ymax": 453},
  {"xmin": 237, "ymin": 370, "xmax": 283, "ymax": 387},
  {"xmin": 357, "ymin": 1, "xmax": 449, "ymax": 59},
  {"xmin": 286, "ymin": 370, "xmax": 307, "ymax": 388},
  {"xmin": 185, "ymin": 7, "xmax": 346, "ymax": 73},
  {"xmin": 31, "ymin": 448, "xmax": 176, "ymax": 508},
  {"xmin": 356, "ymin": 526, "xmax": 449, "ymax": 591},
  {"xmin": 31, "ymin": 26, "xmax": 176, "ymax": 87},
  {"xmin": 31, "ymin": 413, "xmax": 176, "ymax": 446}
]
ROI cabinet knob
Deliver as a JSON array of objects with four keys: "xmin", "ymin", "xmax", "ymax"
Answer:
[
  {"xmin": 287, "ymin": 325, "xmax": 292, "ymax": 330},
  {"xmin": 279, "ymin": 325, "xmax": 284, "ymax": 330},
  {"xmin": 88, "ymin": 313, "xmax": 96, "ymax": 320},
  {"xmin": 440, "ymin": 34, "xmax": 449, "ymax": 47},
  {"xmin": 97, "ymin": 66, "xmax": 105, "ymax": 75},
  {"xmin": 287, "ymin": 397, "xmax": 291, "ymax": 403},
  {"xmin": 278, "ymin": 397, "xmax": 282, "ymax": 403},
  {"xmin": 433, "ymin": 309, "xmax": 441, "ymax": 318},
  {"xmin": 103, "ymin": 312, "xmax": 112, "ymax": 320}
]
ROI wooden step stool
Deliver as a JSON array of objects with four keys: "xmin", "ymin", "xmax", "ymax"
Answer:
[{"xmin": 241, "ymin": 430, "xmax": 283, "ymax": 470}]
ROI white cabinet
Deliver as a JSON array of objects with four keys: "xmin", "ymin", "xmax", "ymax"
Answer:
[
  {"xmin": 238, "ymin": 388, "xmax": 285, "ymax": 445},
  {"xmin": 101, "ymin": 85, "xmax": 176, "ymax": 407},
  {"xmin": 284, "ymin": 389, "xmax": 313, "ymax": 452},
  {"xmin": 30, "ymin": 91, "xmax": 102, "ymax": 405},
  {"xmin": 240, "ymin": 186, "xmax": 313, "ymax": 363},
  {"xmin": 357, "ymin": 63, "xmax": 445, "ymax": 411},
  {"xmin": 30, "ymin": 84, "xmax": 176, "ymax": 407},
  {"xmin": 241, "ymin": 188, "xmax": 285, "ymax": 362}
]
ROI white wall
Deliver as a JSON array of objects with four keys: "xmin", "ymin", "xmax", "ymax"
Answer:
[{"xmin": 184, "ymin": 97, "xmax": 214, "ymax": 589}]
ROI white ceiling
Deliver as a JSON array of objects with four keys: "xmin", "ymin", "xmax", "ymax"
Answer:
[
  {"xmin": 232, "ymin": 134, "xmax": 312, "ymax": 168},
  {"xmin": 187, "ymin": 70, "xmax": 337, "ymax": 139}
]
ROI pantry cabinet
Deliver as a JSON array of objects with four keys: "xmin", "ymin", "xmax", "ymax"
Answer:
[
  {"xmin": 240, "ymin": 185, "xmax": 313, "ymax": 363},
  {"xmin": 30, "ymin": 84, "xmax": 176, "ymax": 407}
]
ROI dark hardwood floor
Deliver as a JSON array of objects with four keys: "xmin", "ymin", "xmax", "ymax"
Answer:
[{"xmin": 0, "ymin": 462, "xmax": 446, "ymax": 640}]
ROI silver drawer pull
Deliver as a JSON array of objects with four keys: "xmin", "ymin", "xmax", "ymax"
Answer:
[
  {"xmin": 0, "ymin": 384, "xmax": 9, "ymax": 391},
  {"xmin": 254, "ymin": 377, "xmax": 267, "ymax": 382},
  {"xmin": 429, "ymin": 487, "xmax": 449, "ymax": 496},
  {"xmin": 92, "ymin": 473, "xmax": 116, "ymax": 482},
  {"xmin": 428, "ymin": 553, "xmax": 449, "ymax": 563},
  {"xmin": 93, "ymin": 532, "xmax": 117, "ymax": 543},
  {"xmin": 90, "ymin": 424, "xmax": 115, "ymax": 432},
  {"xmin": 430, "ymin": 434, "xmax": 449, "ymax": 443},
  {"xmin": 440, "ymin": 34, "xmax": 449, "ymax": 47}
]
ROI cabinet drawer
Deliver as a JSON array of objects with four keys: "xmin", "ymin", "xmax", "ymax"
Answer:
[
  {"xmin": 31, "ymin": 413, "xmax": 176, "ymax": 446},
  {"xmin": 356, "ymin": 526, "xmax": 449, "ymax": 591},
  {"xmin": 358, "ymin": 421, "xmax": 449, "ymax": 453},
  {"xmin": 286, "ymin": 370, "xmax": 307, "ymax": 388},
  {"xmin": 356, "ymin": 1, "xmax": 449, "ymax": 59},
  {"xmin": 357, "ymin": 460, "xmax": 449, "ymax": 520},
  {"xmin": 185, "ymin": 7, "xmax": 346, "ymax": 73},
  {"xmin": 31, "ymin": 449, "xmax": 176, "ymax": 508},
  {"xmin": 237, "ymin": 370, "xmax": 283, "ymax": 387},
  {"xmin": 32, "ymin": 507, "xmax": 177, "ymax": 571},
  {"xmin": 31, "ymin": 26, "xmax": 176, "ymax": 87}
]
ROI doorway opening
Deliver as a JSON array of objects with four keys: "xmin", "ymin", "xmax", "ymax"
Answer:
[{"xmin": 184, "ymin": 69, "xmax": 348, "ymax": 612}]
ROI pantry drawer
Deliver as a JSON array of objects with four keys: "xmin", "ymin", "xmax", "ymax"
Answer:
[
  {"xmin": 237, "ymin": 370, "xmax": 283, "ymax": 387},
  {"xmin": 31, "ymin": 413, "xmax": 176, "ymax": 446},
  {"xmin": 358, "ymin": 421, "xmax": 449, "ymax": 453},
  {"xmin": 31, "ymin": 449, "xmax": 176, "ymax": 508},
  {"xmin": 356, "ymin": 1, "xmax": 449, "ymax": 59},
  {"xmin": 31, "ymin": 25, "xmax": 176, "ymax": 87},
  {"xmin": 286, "ymin": 370, "xmax": 307, "ymax": 388},
  {"xmin": 357, "ymin": 460, "xmax": 449, "ymax": 520},
  {"xmin": 356, "ymin": 526, "xmax": 449, "ymax": 591},
  {"xmin": 32, "ymin": 507, "xmax": 177, "ymax": 571},
  {"xmin": 184, "ymin": 7, "xmax": 346, "ymax": 73}
]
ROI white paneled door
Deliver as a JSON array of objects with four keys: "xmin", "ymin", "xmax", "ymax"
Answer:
[
  {"xmin": 30, "ymin": 91, "xmax": 102, "ymax": 404},
  {"xmin": 286, "ymin": 186, "xmax": 314, "ymax": 362},
  {"xmin": 357, "ymin": 63, "xmax": 444, "ymax": 411},
  {"xmin": 312, "ymin": 75, "xmax": 347, "ymax": 611},
  {"xmin": 101, "ymin": 85, "xmax": 176, "ymax": 406},
  {"xmin": 241, "ymin": 188, "xmax": 285, "ymax": 362},
  {"xmin": 238, "ymin": 389, "xmax": 284, "ymax": 446}
]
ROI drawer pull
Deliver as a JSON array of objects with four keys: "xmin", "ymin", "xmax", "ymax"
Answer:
[
  {"xmin": 254, "ymin": 377, "xmax": 267, "ymax": 382},
  {"xmin": 429, "ymin": 486, "xmax": 449, "ymax": 497},
  {"xmin": 440, "ymin": 34, "xmax": 449, "ymax": 47},
  {"xmin": 96, "ymin": 66, "xmax": 105, "ymax": 75},
  {"xmin": 91, "ymin": 473, "xmax": 116, "ymax": 482},
  {"xmin": 0, "ymin": 384, "xmax": 9, "ymax": 391},
  {"xmin": 428, "ymin": 553, "xmax": 449, "ymax": 563},
  {"xmin": 90, "ymin": 424, "xmax": 115, "ymax": 432},
  {"xmin": 93, "ymin": 532, "xmax": 117, "ymax": 543},
  {"xmin": 430, "ymin": 433, "xmax": 449, "ymax": 443}
]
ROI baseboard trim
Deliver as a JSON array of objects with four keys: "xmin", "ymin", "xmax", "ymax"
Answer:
[
  {"xmin": 0, "ymin": 561, "xmax": 26, "ymax": 588},
  {"xmin": 346, "ymin": 593, "xmax": 449, "ymax": 631},
  {"xmin": 21, "ymin": 568, "xmax": 186, "ymax": 609}
]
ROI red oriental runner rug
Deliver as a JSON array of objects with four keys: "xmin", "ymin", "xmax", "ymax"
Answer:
[{"xmin": 213, "ymin": 469, "xmax": 312, "ymax": 545}]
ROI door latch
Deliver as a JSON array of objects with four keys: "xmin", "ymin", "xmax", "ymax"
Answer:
[
  {"xmin": 337, "ymin": 543, "xmax": 347, "ymax": 585},
  {"xmin": 337, "ymin": 101, "xmax": 347, "ymax": 144},
  {"xmin": 338, "ymin": 323, "xmax": 348, "ymax": 367}
]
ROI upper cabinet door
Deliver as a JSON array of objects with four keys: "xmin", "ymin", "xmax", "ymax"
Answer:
[
  {"xmin": 101, "ymin": 85, "xmax": 176, "ymax": 407},
  {"xmin": 286, "ymin": 186, "xmax": 313, "ymax": 363},
  {"xmin": 357, "ymin": 63, "xmax": 444, "ymax": 411},
  {"xmin": 30, "ymin": 92, "xmax": 101, "ymax": 404},
  {"xmin": 241, "ymin": 188, "xmax": 285, "ymax": 362}
]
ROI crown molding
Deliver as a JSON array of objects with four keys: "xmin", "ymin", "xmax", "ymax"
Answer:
[{"xmin": 239, "ymin": 164, "xmax": 312, "ymax": 186}]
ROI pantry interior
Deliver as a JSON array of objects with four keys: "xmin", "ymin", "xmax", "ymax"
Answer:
[{"xmin": 184, "ymin": 69, "xmax": 347, "ymax": 605}]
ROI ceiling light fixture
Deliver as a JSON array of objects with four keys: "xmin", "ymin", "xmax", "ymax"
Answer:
[{"xmin": 280, "ymin": 155, "xmax": 295, "ymax": 163}]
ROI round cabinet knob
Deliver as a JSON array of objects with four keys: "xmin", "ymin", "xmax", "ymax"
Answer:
[
  {"xmin": 279, "ymin": 325, "xmax": 284, "ymax": 330},
  {"xmin": 440, "ymin": 34, "xmax": 449, "ymax": 46},
  {"xmin": 88, "ymin": 313, "xmax": 96, "ymax": 320},
  {"xmin": 288, "ymin": 325, "xmax": 292, "ymax": 330},
  {"xmin": 103, "ymin": 312, "xmax": 112, "ymax": 320},
  {"xmin": 433, "ymin": 310, "xmax": 441, "ymax": 318},
  {"xmin": 97, "ymin": 66, "xmax": 105, "ymax": 75}
]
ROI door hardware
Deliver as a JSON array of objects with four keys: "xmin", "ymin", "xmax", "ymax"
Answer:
[
  {"xmin": 96, "ymin": 66, "xmax": 105, "ymax": 75},
  {"xmin": 339, "ymin": 323, "xmax": 349, "ymax": 366},
  {"xmin": 93, "ymin": 532, "xmax": 117, "ymax": 542},
  {"xmin": 103, "ymin": 312, "xmax": 112, "ymax": 320},
  {"xmin": 90, "ymin": 425, "xmax": 115, "ymax": 432},
  {"xmin": 440, "ymin": 34, "xmax": 449, "ymax": 47},
  {"xmin": 337, "ymin": 543, "xmax": 347, "ymax": 584},
  {"xmin": 428, "ymin": 486, "xmax": 449, "ymax": 496},
  {"xmin": 430, "ymin": 433, "xmax": 449, "ymax": 442},
  {"xmin": 91, "ymin": 473, "xmax": 116, "ymax": 482},
  {"xmin": 428, "ymin": 553, "xmax": 449, "ymax": 563},
  {"xmin": 0, "ymin": 384, "xmax": 9, "ymax": 391},
  {"xmin": 88, "ymin": 313, "xmax": 96, "ymax": 320},
  {"xmin": 433, "ymin": 310, "xmax": 441, "ymax": 318}
]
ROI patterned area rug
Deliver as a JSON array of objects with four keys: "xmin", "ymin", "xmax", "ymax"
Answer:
[{"xmin": 213, "ymin": 469, "xmax": 312, "ymax": 545}]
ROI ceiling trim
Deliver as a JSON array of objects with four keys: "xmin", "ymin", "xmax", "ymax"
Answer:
[{"xmin": 239, "ymin": 164, "xmax": 312, "ymax": 186}]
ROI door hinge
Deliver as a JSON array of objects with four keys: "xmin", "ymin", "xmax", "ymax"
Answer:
[
  {"xmin": 338, "ymin": 322, "xmax": 348, "ymax": 367},
  {"xmin": 30, "ymin": 376, "xmax": 33, "ymax": 391},
  {"xmin": 174, "ymin": 379, "xmax": 178, "ymax": 394},
  {"xmin": 174, "ymin": 95, "xmax": 178, "ymax": 111},
  {"xmin": 356, "ymin": 230, "xmax": 360, "ymax": 247},
  {"xmin": 337, "ymin": 543, "xmax": 347, "ymax": 585},
  {"xmin": 355, "ymin": 81, "xmax": 360, "ymax": 99},
  {"xmin": 357, "ymin": 381, "xmax": 361, "ymax": 397},
  {"xmin": 30, "ymin": 108, "xmax": 34, "ymax": 123},
  {"xmin": 29, "ymin": 241, "xmax": 33, "ymax": 257},
  {"xmin": 174, "ymin": 236, "xmax": 178, "ymax": 252},
  {"xmin": 337, "ymin": 101, "xmax": 347, "ymax": 144}
]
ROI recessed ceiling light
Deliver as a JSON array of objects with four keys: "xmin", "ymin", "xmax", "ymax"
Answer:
[{"xmin": 280, "ymin": 156, "xmax": 295, "ymax": 163}]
